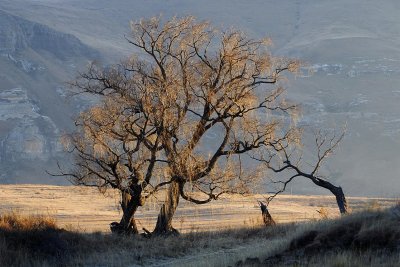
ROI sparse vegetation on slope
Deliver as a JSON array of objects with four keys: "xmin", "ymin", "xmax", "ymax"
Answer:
[
  {"xmin": 238, "ymin": 203, "xmax": 400, "ymax": 266},
  {"xmin": 1, "ymin": 204, "xmax": 399, "ymax": 266}
]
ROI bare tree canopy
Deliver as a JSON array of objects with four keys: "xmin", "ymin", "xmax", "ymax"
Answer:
[
  {"xmin": 61, "ymin": 90, "xmax": 169, "ymax": 233},
  {"xmin": 63, "ymin": 16, "xmax": 346, "ymax": 235}
]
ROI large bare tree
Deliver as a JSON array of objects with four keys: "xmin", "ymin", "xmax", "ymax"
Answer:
[
  {"xmin": 123, "ymin": 16, "xmax": 301, "ymax": 234},
  {"xmin": 59, "ymin": 84, "xmax": 170, "ymax": 234},
  {"xmin": 66, "ymin": 16, "xmax": 346, "ymax": 235}
]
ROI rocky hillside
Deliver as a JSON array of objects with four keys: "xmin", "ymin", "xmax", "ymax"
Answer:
[
  {"xmin": 0, "ymin": 10, "xmax": 96, "ymax": 59},
  {"xmin": 0, "ymin": 9, "xmax": 99, "ymax": 183}
]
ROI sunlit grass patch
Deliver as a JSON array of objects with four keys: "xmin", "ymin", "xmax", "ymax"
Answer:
[{"xmin": 0, "ymin": 211, "xmax": 57, "ymax": 231}]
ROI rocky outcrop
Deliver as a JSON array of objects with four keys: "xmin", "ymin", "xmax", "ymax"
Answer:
[
  {"xmin": 0, "ymin": 9, "xmax": 97, "ymax": 59},
  {"xmin": 0, "ymin": 10, "xmax": 100, "ymax": 183},
  {"xmin": 0, "ymin": 88, "xmax": 60, "ymax": 162}
]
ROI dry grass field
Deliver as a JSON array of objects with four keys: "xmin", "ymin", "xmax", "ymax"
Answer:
[
  {"xmin": 0, "ymin": 185, "xmax": 399, "ymax": 266},
  {"xmin": 0, "ymin": 184, "xmax": 397, "ymax": 233},
  {"xmin": 0, "ymin": 203, "xmax": 399, "ymax": 266}
]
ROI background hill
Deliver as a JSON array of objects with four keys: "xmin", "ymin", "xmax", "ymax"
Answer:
[{"xmin": 1, "ymin": 0, "xmax": 400, "ymax": 196}]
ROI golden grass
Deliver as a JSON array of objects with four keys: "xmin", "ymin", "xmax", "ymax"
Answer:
[
  {"xmin": 0, "ymin": 203, "xmax": 399, "ymax": 267},
  {"xmin": 0, "ymin": 211, "xmax": 56, "ymax": 232},
  {"xmin": 0, "ymin": 185, "xmax": 398, "ymax": 266},
  {"xmin": 0, "ymin": 184, "xmax": 397, "ymax": 233},
  {"xmin": 0, "ymin": 211, "xmax": 293, "ymax": 266}
]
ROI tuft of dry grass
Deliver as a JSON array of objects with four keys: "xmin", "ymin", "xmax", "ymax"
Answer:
[
  {"xmin": 0, "ymin": 212, "xmax": 65, "ymax": 267},
  {"xmin": 316, "ymin": 207, "xmax": 330, "ymax": 219},
  {"xmin": 0, "ymin": 211, "xmax": 57, "ymax": 231}
]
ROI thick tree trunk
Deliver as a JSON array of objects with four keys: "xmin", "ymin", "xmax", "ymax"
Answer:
[
  {"xmin": 119, "ymin": 192, "xmax": 139, "ymax": 233},
  {"xmin": 331, "ymin": 186, "xmax": 348, "ymax": 214},
  {"xmin": 110, "ymin": 191, "xmax": 140, "ymax": 235},
  {"xmin": 311, "ymin": 178, "xmax": 348, "ymax": 214},
  {"xmin": 259, "ymin": 201, "xmax": 276, "ymax": 227},
  {"xmin": 153, "ymin": 180, "xmax": 180, "ymax": 235}
]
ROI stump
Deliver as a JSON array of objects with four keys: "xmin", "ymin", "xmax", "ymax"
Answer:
[{"xmin": 259, "ymin": 201, "xmax": 276, "ymax": 227}]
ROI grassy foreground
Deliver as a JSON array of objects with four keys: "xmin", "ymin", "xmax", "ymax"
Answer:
[{"xmin": 0, "ymin": 205, "xmax": 399, "ymax": 267}]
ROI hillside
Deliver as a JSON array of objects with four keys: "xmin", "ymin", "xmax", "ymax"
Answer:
[
  {"xmin": 0, "ymin": 1, "xmax": 400, "ymax": 196},
  {"xmin": 0, "ymin": 9, "xmax": 100, "ymax": 183}
]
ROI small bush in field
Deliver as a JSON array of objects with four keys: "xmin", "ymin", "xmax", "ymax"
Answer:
[
  {"xmin": 365, "ymin": 200, "xmax": 382, "ymax": 211},
  {"xmin": 316, "ymin": 207, "xmax": 329, "ymax": 219}
]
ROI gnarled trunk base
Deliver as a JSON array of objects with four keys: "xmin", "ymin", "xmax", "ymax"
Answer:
[
  {"xmin": 110, "ymin": 219, "xmax": 138, "ymax": 235},
  {"xmin": 110, "ymin": 190, "xmax": 140, "ymax": 235},
  {"xmin": 153, "ymin": 180, "xmax": 180, "ymax": 236}
]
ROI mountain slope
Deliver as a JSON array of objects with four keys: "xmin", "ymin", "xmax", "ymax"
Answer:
[
  {"xmin": 0, "ymin": 9, "xmax": 100, "ymax": 183},
  {"xmin": 0, "ymin": 0, "xmax": 400, "ymax": 196}
]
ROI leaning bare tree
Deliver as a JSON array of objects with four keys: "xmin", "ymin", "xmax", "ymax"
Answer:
[
  {"xmin": 253, "ymin": 129, "xmax": 348, "ymax": 214},
  {"xmin": 65, "ymin": 16, "xmax": 346, "ymax": 235}
]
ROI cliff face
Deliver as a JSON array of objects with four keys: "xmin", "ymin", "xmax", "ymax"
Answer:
[
  {"xmin": 0, "ymin": 10, "xmax": 99, "ymax": 184},
  {"xmin": 0, "ymin": 88, "xmax": 60, "ymax": 161},
  {"xmin": 0, "ymin": 10, "xmax": 96, "ymax": 59}
]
